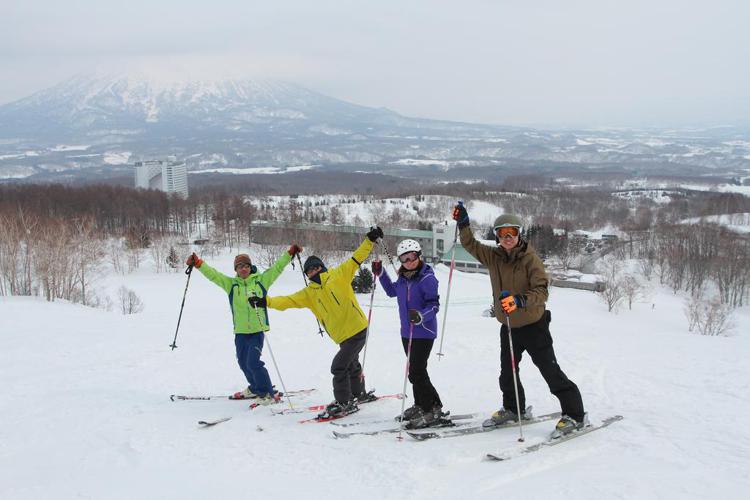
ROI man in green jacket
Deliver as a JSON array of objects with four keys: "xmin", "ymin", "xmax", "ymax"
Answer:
[{"xmin": 186, "ymin": 244, "xmax": 301, "ymax": 402}]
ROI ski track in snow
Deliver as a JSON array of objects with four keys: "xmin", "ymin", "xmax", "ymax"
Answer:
[{"xmin": 1, "ymin": 251, "xmax": 749, "ymax": 499}]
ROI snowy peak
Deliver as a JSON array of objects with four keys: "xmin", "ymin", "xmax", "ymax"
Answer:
[{"xmin": 5, "ymin": 71, "xmax": 370, "ymax": 128}]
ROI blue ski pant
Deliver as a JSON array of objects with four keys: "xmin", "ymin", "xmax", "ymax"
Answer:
[{"xmin": 234, "ymin": 332, "xmax": 274, "ymax": 396}]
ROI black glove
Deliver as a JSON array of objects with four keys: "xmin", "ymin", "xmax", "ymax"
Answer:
[
  {"xmin": 408, "ymin": 309, "xmax": 423, "ymax": 325},
  {"xmin": 452, "ymin": 202, "xmax": 469, "ymax": 229},
  {"xmin": 248, "ymin": 295, "xmax": 267, "ymax": 308},
  {"xmin": 366, "ymin": 226, "xmax": 384, "ymax": 242},
  {"xmin": 371, "ymin": 260, "xmax": 383, "ymax": 276}
]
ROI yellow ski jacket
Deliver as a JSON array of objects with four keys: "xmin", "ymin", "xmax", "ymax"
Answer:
[{"xmin": 267, "ymin": 239, "xmax": 374, "ymax": 344}]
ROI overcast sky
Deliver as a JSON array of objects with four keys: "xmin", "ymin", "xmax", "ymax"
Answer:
[{"xmin": 1, "ymin": 0, "xmax": 749, "ymax": 128}]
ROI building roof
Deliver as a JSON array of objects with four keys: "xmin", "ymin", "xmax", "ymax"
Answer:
[
  {"xmin": 249, "ymin": 220, "xmax": 432, "ymax": 239},
  {"xmin": 441, "ymin": 243, "xmax": 482, "ymax": 264}
]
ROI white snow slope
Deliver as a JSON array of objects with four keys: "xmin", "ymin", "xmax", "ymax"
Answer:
[{"xmin": 1, "ymin": 249, "xmax": 749, "ymax": 500}]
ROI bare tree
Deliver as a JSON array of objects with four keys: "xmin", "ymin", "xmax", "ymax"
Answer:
[
  {"xmin": 71, "ymin": 217, "xmax": 104, "ymax": 306},
  {"xmin": 108, "ymin": 238, "xmax": 126, "ymax": 275},
  {"xmin": 684, "ymin": 295, "xmax": 734, "ymax": 337},
  {"xmin": 256, "ymin": 244, "xmax": 285, "ymax": 269},
  {"xmin": 150, "ymin": 236, "xmax": 169, "ymax": 273},
  {"xmin": 118, "ymin": 286, "xmax": 145, "ymax": 315},
  {"xmin": 597, "ymin": 256, "xmax": 625, "ymax": 312},
  {"xmin": 638, "ymin": 255, "xmax": 654, "ymax": 281},
  {"xmin": 34, "ymin": 218, "xmax": 73, "ymax": 302},
  {"xmin": 621, "ymin": 274, "xmax": 644, "ymax": 310},
  {"xmin": 558, "ymin": 237, "xmax": 576, "ymax": 271},
  {"xmin": 0, "ymin": 213, "xmax": 22, "ymax": 296}
]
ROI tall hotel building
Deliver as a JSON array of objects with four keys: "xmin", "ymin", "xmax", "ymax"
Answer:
[{"xmin": 134, "ymin": 159, "xmax": 188, "ymax": 198}]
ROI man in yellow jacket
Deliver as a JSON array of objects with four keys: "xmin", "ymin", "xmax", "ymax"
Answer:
[{"xmin": 250, "ymin": 227, "xmax": 383, "ymax": 418}]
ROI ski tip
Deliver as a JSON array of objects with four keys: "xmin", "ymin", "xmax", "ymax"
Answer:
[
  {"xmin": 405, "ymin": 431, "xmax": 437, "ymax": 441},
  {"xmin": 485, "ymin": 453, "xmax": 507, "ymax": 462},
  {"xmin": 198, "ymin": 417, "xmax": 232, "ymax": 427},
  {"xmin": 169, "ymin": 395, "xmax": 176, "ymax": 401}
]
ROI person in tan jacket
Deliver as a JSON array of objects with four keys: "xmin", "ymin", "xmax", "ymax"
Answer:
[{"xmin": 452, "ymin": 203, "xmax": 586, "ymax": 437}]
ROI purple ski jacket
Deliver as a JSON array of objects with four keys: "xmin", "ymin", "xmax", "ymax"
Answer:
[{"xmin": 379, "ymin": 263, "xmax": 440, "ymax": 339}]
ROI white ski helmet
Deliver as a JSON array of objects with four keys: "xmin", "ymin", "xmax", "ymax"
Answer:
[{"xmin": 397, "ymin": 239, "xmax": 422, "ymax": 257}]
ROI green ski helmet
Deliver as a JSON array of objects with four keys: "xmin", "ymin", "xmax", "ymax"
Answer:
[{"xmin": 493, "ymin": 214, "xmax": 524, "ymax": 241}]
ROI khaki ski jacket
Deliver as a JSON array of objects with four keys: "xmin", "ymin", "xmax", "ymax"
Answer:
[{"xmin": 459, "ymin": 226, "xmax": 548, "ymax": 328}]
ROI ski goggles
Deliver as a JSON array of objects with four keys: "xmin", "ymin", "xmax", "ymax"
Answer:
[
  {"xmin": 398, "ymin": 252, "xmax": 419, "ymax": 263},
  {"xmin": 495, "ymin": 226, "xmax": 520, "ymax": 239}
]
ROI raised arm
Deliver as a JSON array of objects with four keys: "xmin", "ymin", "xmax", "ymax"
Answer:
[
  {"xmin": 378, "ymin": 268, "xmax": 397, "ymax": 297},
  {"xmin": 330, "ymin": 236, "xmax": 375, "ymax": 281},
  {"xmin": 195, "ymin": 261, "xmax": 234, "ymax": 293},
  {"xmin": 452, "ymin": 203, "xmax": 496, "ymax": 266},
  {"xmin": 258, "ymin": 249, "xmax": 293, "ymax": 289},
  {"xmin": 266, "ymin": 287, "xmax": 311, "ymax": 311}
]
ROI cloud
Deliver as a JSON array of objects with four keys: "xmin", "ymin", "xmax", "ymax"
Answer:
[{"xmin": 1, "ymin": 0, "xmax": 749, "ymax": 127}]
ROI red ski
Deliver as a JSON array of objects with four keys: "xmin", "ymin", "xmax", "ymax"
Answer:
[{"xmin": 297, "ymin": 393, "xmax": 405, "ymax": 423}]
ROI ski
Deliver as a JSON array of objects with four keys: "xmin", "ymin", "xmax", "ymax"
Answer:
[
  {"xmin": 171, "ymin": 388, "xmax": 316, "ymax": 401},
  {"xmin": 271, "ymin": 392, "xmax": 405, "ymax": 416},
  {"xmin": 332, "ymin": 414, "xmax": 478, "ymax": 438},
  {"xmin": 485, "ymin": 415, "xmax": 624, "ymax": 461},
  {"xmin": 297, "ymin": 393, "xmax": 406, "ymax": 423},
  {"xmin": 406, "ymin": 411, "xmax": 561, "ymax": 441},
  {"xmin": 300, "ymin": 406, "xmax": 361, "ymax": 424},
  {"xmin": 330, "ymin": 412, "xmax": 476, "ymax": 428},
  {"xmin": 198, "ymin": 417, "xmax": 232, "ymax": 427}
]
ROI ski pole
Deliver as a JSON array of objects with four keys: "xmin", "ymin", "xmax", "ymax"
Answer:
[
  {"xmin": 170, "ymin": 263, "xmax": 193, "ymax": 350},
  {"xmin": 504, "ymin": 311, "xmax": 525, "ymax": 442},
  {"xmin": 249, "ymin": 291, "xmax": 294, "ymax": 410},
  {"xmin": 436, "ymin": 207, "xmax": 461, "ymax": 359},
  {"xmin": 296, "ymin": 253, "xmax": 324, "ymax": 337},
  {"xmin": 379, "ymin": 238, "xmax": 400, "ymax": 276},
  {"xmin": 359, "ymin": 254, "xmax": 379, "ymax": 386},
  {"xmin": 262, "ymin": 333, "xmax": 293, "ymax": 409},
  {"xmin": 397, "ymin": 284, "xmax": 415, "ymax": 442}
]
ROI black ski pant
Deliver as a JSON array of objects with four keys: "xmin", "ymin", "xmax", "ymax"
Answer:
[
  {"xmin": 331, "ymin": 329, "xmax": 367, "ymax": 404},
  {"xmin": 499, "ymin": 311, "xmax": 585, "ymax": 422},
  {"xmin": 402, "ymin": 337, "xmax": 443, "ymax": 412}
]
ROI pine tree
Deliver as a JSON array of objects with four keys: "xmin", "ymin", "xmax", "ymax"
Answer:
[
  {"xmin": 352, "ymin": 267, "xmax": 374, "ymax": 294},
  {"xmin": 166, "ymin": 246, "xmax": 179, "ymax": 269}
]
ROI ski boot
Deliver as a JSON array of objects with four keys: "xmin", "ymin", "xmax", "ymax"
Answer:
[
  {"xmin": 248, "ymin": 391, "xmax": 282, "ymax": 409},
  {"xmin": 395, "ymin": 404, "xmax": 422, "ymax": 422},
  {"xmin": 482, "ymin": 406, "xmax": 532, "ymax": 428},
  {"xmin": 230, "ymin": 387, "xmax": 262, "ymax": 400},
  {"xmin": 355, "ymin": 390, "xmax": 378, "ymax": 404},
  {"xmin": 318, "ymin": 399, "xmax": 359, "ymax": 420},
  {"xmin": 551, "ymin": 414, "xmax": 589, "ymax": 439},
  {"xmin": 407, "ymin": 406, "xmax": 452, "ymax": 430}
]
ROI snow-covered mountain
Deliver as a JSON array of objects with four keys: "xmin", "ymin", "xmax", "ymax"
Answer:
[
  {"xmin": 0, "ymin": 71, "xmax": 502, "ymax": 141},
  {"xmin": 0, "ymin": 72, "xmax": 749, "ymax": 182}
]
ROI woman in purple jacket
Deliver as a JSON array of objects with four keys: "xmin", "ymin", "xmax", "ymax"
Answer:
[{"xmin": 374, "ymin": 239, "xmax": 445, "ymax": 428}]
